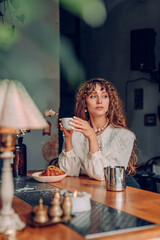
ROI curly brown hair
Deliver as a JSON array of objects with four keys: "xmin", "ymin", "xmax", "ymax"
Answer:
[{"xmin": 74, "ymin": 78, "xmax": 137, "ymax": 175}]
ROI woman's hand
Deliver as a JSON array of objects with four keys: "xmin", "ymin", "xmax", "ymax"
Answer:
[
  {"xmin": 59, "ymin": 119, "xmax": 73, "ymax": 139},
  {"xmin": 59, "ymin": 119, "xmax": 74, "ymax": 152},
  {"xmin": 60, "ymin": 117, "xmax": 99, "ymax": 153},
  {"xmin": 70, "ymin": 116, "xmax": 96, "ymax": 140}
]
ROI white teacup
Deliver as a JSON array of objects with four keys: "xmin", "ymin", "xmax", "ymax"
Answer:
[{"xmin": 61, "ymin": 117, "xmax": 74, "ymax": 130}]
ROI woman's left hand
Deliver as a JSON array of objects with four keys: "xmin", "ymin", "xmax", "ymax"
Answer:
[{"xmin": 70, "ymin": 117, "xmax": 96, "ymax": 140}]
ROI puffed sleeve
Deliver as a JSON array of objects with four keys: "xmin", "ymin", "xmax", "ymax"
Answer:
[
  {"xmin": 83, "ymin": 129, "xmax": 135, "ymax": 181},
  {"xmin": 58, "ymin": 142, "xmax": 81, "ymax": 176}
]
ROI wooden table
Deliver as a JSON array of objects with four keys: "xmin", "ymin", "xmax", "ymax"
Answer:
[{"xmin": 1, "ymin": 174, "xmax": 160, "ymax": 240}]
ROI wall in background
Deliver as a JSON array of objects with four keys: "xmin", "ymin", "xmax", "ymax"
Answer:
[
  {"xmin": 127, "ymin": 80, "xmax": 160, "ymax": 162},
  {"xmin": 79, "ymin": 0, "xmax": 160, "ymax": 163}
]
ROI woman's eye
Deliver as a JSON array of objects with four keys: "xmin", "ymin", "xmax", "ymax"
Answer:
[
  {"xmin": 90, "ymin": 95, "xmax": 96, "ymax": 99},
  {"xmin": 102, "ymin": 94, "xmax": 108, "ymax": 98}
]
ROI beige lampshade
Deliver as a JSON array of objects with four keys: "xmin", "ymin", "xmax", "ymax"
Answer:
[{"xmin": 0, "ymin": 79, "xmax": 48, "ymax": 129}]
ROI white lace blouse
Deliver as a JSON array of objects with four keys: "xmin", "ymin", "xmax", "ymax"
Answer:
[{"xmin": 58, "ymin": 125, "xmax": 135, "ymax": 181}]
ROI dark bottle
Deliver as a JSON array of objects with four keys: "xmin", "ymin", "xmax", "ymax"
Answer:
[{"xmin": 12, "ymin": 136, "xmax": 27, "ymax": 177}]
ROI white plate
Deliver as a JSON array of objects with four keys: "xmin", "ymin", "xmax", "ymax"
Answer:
[{"xmin": 32, "ymin": 172, "xmax": 67, "ymax": 183}]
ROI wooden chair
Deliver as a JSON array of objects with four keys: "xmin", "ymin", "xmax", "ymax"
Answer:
[
  {"xmin": 48, "ymin": 157, "xmax": 59, "ymax": 167},
  {"xmin": 144, "ymin": 156, "xmax": 160, "ymax": 174},
  {"xmin": 144, "ymin": 156, "xmax": 160, "ymax": 192},
  {"xmin": 135, "ymin": 156, "xmax": 160, "ymax": 191},
  {"xmin": 151, "ymin": 175, "xmax": 160, "ymax": 192}
]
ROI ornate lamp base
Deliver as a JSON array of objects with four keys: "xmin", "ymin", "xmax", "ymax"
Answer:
[
  {"xmin": 0, "ymin": 212, "xmax": 25, "ymax": 232},
  {"xmin": 0, "ymin": 151, "xmax": 25, "ymax": 232}
]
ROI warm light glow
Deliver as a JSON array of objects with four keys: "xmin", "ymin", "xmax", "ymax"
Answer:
[
  {"xmin": 0, "ymin": 128, "xmax": 16, "ymax": 134},
  {"xmin": 73, "ymin": 190, "xmax": 77, "ymax": 198}
]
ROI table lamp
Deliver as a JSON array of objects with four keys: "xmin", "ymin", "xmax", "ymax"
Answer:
[{"xmin": 0, "ymin": 79, "xmax": 48, "ymax": 232}]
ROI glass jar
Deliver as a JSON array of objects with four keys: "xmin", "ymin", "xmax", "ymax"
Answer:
[{"xmin": 11, "ymin": 136, "xmax": 27, "ymax": 177}]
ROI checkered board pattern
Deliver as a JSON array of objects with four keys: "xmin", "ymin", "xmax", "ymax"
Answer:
[{"xmin": 13, "ymin": 176, "xmax": 155, "ymax": 238}]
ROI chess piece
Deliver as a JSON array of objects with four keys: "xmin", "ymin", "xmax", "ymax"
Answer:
[
  {"xmin": 49, "ymin": 196, "xmax": 63, "ymax": 223},
  {"xmin": 61, "ymin": 192, "xmax": 72, "ymax": 221},
  {"xmin": 33, "ymin": 198, "xmax": 49, "ymax": 223},
  {"xmin": 52, "ymin": 188, "xmax": 61, "ymax": 202}
]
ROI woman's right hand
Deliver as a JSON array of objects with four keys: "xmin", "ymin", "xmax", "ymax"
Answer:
[
  {"xmin": 59, "ymin": 119, "xmax": 73, "ymax": 139},
  {"xmin": 59, "ymin": 119, "xmax": 73, "ymax": 152}
]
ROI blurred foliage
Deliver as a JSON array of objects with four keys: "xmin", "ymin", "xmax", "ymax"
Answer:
[
  {"xmin": 0, "ymin": 0, "xmax": 107, "ymax": 89},
  {"xmin": 0, "ymin": 23, "xmax": 19, "ymax": 48},
  {"xmin": 59, "ymin": 0, "xmax": 107, "ymax": 27},
  {"xmin": 60, "ymin": 37, "xmax": 85, "ymax": 89}
]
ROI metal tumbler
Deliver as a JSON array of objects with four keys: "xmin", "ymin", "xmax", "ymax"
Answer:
[{"xmin": 106, "ymin": 166, "xmax": 126, "ymax": 191}]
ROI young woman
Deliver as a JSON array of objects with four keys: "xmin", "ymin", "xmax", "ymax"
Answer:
[{"xmin": 58, "ymin": 78, "xmax": 139, "ymax": 187}]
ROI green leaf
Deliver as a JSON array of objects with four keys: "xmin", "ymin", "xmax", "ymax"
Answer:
[
  {"xmin": 0, "ymin": 24, "xmax": 19, "ymax": 49},
  {"xmin": 16, "ymin": 14, "xmax": 25, "ymax": 23},
  {"xmin": 59, "ymin": 0, "xmax": 107, "ymax": 27}
]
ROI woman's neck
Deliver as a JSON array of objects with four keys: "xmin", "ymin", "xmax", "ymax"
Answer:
[{"xmin": 89, "ymin": 116, "xmax": 108, "ymax": 130}]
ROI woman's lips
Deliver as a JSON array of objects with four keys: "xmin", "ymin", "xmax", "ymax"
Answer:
[{"xmin": 96, "ymin": 106, "xmax": 104, "ymax": 110}]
